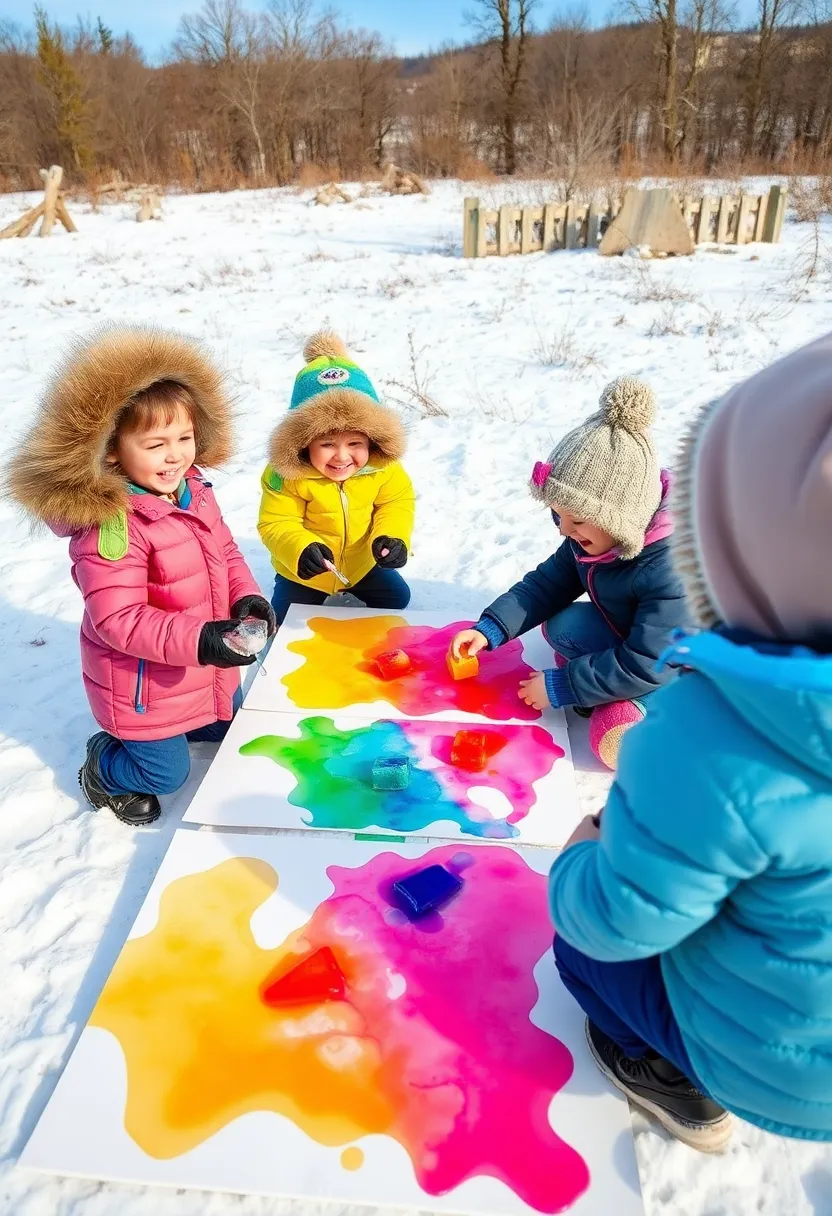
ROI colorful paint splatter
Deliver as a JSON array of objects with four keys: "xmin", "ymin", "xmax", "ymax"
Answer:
[
  {"xmin": 90, "ymin": 845, "xmax": 589, "ymax": 1213},
  {"xmin": 283, "ymin": 616, "xmax": 541, "ymax": 721},
  {"xmin": 240, "ymin": 717, "xmax": 564, "ymax": 839}
]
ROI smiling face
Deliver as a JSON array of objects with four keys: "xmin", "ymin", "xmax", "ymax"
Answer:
[
  {"xmin": 308, "ymin": 431, "xmax": 370, "ymax": 481},
  {"xmin": 553, "ymin": 506, "xmax": 617, "ymax": 556},
  {"xmin": 110, "ymin": 403, "xmax": 196, "ymax": 496}
]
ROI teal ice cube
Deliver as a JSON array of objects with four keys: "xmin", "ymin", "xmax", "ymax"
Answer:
[{"xmin": 372, "ymin": 755, "xmax": 411, "ymax": 791}]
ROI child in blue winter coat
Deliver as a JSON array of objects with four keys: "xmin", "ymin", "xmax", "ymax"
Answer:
[
  {"xmin": 550, "ymin": 332, "xmax": 832, "ymax": 1152},
  {"xmin": 452, "ymin": 377, "xmax": 689, "ymax": 769}
]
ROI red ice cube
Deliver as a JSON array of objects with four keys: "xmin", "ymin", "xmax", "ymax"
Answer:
[
  {"xmin": 375, "ymin": 649, "xmax": 413, "ymax": 680},
  {"xmin": 450, "ymin": 730, "xmax": 490, "ymax": 772},
  {"xmin": 261, "ymin": 946, "xmax": 346, "ymax": 1007}
]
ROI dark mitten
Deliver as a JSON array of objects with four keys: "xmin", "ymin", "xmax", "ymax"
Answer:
[
  {"xmin": 372, "ymin": 536, "xmax": 408, "ymax": 569},
  {"xmin": 231, "ymin": 594, "xmax": 277, "ymax": 638},
  {"xmin": 198, "ymin": 620, "xmax": 257, "ymax": 668},
  {"xmin": 297, "ymin": 542, "xmax": 334, "ymax": 581}
]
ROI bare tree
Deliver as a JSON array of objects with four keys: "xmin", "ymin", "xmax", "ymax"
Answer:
[
  {"xmin": 535, "ymin": 10, "xmax": 616, "ymax": 194},
  {"xmin": 676, "ymin": 0, "xmax": 734, "ymax": 156},
  {"xmin": 627, "ymin": 0, "xmax": 680, "ymax": 160},
  {"xmin": 468, "ymin": 0, "xmax": 538, "ymax": 174},
  {"xmin": 742, "ymin": 0, "xmax": 801, "ymax": 157},
  {"xmin": 175, "ymin": 0, "xmax": 268, "ymax": 178}
]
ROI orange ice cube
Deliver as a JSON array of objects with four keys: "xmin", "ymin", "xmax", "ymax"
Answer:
[{"xmin": 446, "ymin": 648, "xmax": 479, "ymax": 681}]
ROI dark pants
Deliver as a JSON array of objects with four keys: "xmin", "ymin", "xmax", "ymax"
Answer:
[
  {"xmin": 554, "ymin": 936, "xmax": 702, "ymax": 1082},
  {"xmin": 271, "ymin": 566, "xmax": 411, "ymax": 626},
  {"xmin": 97, "ymin": 689, "xmax": 242, "ymax": 797}
]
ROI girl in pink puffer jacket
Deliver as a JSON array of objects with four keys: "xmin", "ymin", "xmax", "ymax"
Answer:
[{"xmin": 7, "ymin": 326, "xmax": 275, "ymax": 827}]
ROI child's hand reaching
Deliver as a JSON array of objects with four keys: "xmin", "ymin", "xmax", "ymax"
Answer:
[
  {"xmin": 451, "ymin": 629, "xmax": 488, "ymax": 660},
  {"xmin": 518, "ymin": 671, "xmax": 550, "ymax": 711}
]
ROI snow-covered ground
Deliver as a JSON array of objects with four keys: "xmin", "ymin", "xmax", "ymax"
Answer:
[{"xmin": 1, "ymin": 180, "xmax": 832, "ymax": 1216}]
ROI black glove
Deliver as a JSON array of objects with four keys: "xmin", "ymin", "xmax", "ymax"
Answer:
[
  {"xmin": 198, "ymin": 620, "xmax": 257, "ymax": 668},
  {"xmin": 297, "ymin": 542, "xmax": 334, "ymax": 581},
  {"xmin": 231, "ymin": 594, "xmax": 277, "ymax": 638},
  {"xmin": 372, "ymin": 536, "xmax": 408, "ymax": 569}
]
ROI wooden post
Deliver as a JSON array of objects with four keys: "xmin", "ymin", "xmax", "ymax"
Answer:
[
  {"xmin": 762, "ymin": 185, "xmax": 784, "ymax": 243},
  {"xmin": 542, "ymin": 203, "xmax": 557, "ymax": 252},
  {"xmin": 586, "ymin": 199, "xmax": 602, "ymax": 248},
  {"xmin": 753, "ymin": 193, "xmax": 768, "ymax": 242},
  {"xmin": 520, "ymin": 205, "xmax": 534, "ymax": 254},
  {"xmin": 39, "ymin": 165, "xmax": 63, "ymax": 237},
  {"xmin": 498, "ymin": 205, "xmax": 512, "ymax": 256},
  {"xmin": 56, "ymin": 196, "xmax": 77, "ymax": 233},
  {"xmin": 715, "ymin": 196, "xmax": 731, "ymax": 244},
  {"xmin": 564, "ymin": 201, "xmax": 578, "ymax": 250},
  {"xmin": 1, "ymin": 203, "xmax": 45, "ymax": 239},
  {"xmin": 463, "ymin": 197, "xmax": 478, "ymax": 258},
  {"xmin": 476, "ymin": 208, "xmax": 488, "ymax": 257},
  {"xmin": 773, "ymin": 189, "xmax": 787, "ymax": 242},
  {"xmin": 697, "ymin": 197, "xmax": 714, "ymax": 245},
  {"xmin": 736, "ymin": 194, "xmax": 751, "ymax": 245}
]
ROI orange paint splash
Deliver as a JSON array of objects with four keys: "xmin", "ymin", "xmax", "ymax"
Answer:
[
  {"xmin": 89, "ymin": 859, "xmax": 391, "ymax": 1160},
  {"xmin": 284, "ymin": 616, "xmax": 541, "ymax": 721}
]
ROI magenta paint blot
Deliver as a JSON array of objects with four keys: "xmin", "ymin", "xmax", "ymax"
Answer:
[{"xmin": 298, "ymin": 844, "xmax": 590, "ymax": 1211}]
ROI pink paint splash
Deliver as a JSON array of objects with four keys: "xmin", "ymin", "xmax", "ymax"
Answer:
[
  {"xmin": 365, "ymin": 620, "xmax": 541, "ymax": 721},
  {"xmin": 296, "ymin": 844, "xmax": 590, "ymax": 1211},
  {"xmin": 401, "ymin": 722, "xmax": 565, "ymax": 832}
]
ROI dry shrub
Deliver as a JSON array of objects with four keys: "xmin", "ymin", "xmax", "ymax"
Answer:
[
  {"xmin": 789, "ymin": 176, "xmax": 832, "ymax": 223},
  {"xmin": 295, "ymin": 163, "xmax": 341, "ymax": 188},
  {"xmin": 457, "ymin": 155, "xmax": 495, "ymax": 182},
  {"xmin": 531, "ymin": 320, "xmax": 603, "ymax": 379}
]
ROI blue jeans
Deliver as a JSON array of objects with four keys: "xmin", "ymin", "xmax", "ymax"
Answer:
[
  {"xmin": 555, "ymin": 936, "xmax": 702, "ymax": 1082},
  {"xmin": 97, "ymin": 688, "xmax": 242, "ymax": 797},
  {"xmin": 543, "ymin": 601, "xmax": 650, "ymax": 710},
  {"xmin": 271, "ymin": 566, "xmax": 411, "ymax": 626}
]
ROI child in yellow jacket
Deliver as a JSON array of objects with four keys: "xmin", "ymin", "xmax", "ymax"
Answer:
[{"xmin": 259, "ymin": 331, "xmax": 415, "ymax": 623}]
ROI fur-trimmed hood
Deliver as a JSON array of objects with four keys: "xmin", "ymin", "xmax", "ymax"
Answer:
[
  {"xmin": 669, "ymin": 397, "xmax": 722, "ymax": 631},
  {"xmin": 5, "ymin": 325, "xmax": 235, "ymax": 530},
  {"xmin": 268, "ymin": 330, "xmax": 406, "ymax": 480}
]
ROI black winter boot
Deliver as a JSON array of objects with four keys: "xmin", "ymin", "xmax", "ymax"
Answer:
[
  {"xmin": 585, "ymin": 1020, "xmax": 733, "ymax": 1153},
  {"xmin": 79, "ymin": 733, "xmax": 161, "ymax": 826}
]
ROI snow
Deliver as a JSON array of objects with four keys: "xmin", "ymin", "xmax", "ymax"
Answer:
[{"xmin": 1, "ymin": 179, "xmax": 832, "ymax": 1216}]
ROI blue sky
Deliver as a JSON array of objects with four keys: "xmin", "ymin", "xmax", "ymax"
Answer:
[
  {"xmin": 2, "ymin": 0, "xmax": 621, "ymax": 60},
  {"xmin": 4, "ymin": 0, "xmax": 759, "ymax": 59}
]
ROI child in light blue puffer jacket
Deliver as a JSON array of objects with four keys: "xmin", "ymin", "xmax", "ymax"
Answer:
[{"xmin": 549, "ymin": 332, "xmax": 832, "ymax": 1153}]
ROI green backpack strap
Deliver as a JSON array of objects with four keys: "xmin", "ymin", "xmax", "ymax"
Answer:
[{"xmin": 98, "ymin": 510, "xmax": 129, "ymax": 561}]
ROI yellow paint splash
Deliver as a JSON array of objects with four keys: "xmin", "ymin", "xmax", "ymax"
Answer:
[
  {"xmin": 340, "ymin": 1146, "xmax": 365, "ymax": 1170},
  {"xmin": 90, "ymin": 859, "xmax": 393, "ymax": 1160},
  {"xmin": 284, "ymin": 615, "xmax": 407, "ymax": 709}
]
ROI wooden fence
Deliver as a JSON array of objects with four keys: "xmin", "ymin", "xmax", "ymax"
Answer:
[{"xmin": 462, "ymin": 184, "xmax": 787, "ymax": 257}]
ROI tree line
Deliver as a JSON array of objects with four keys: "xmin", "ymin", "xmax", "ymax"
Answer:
[{"xmin": 1, "ymin": 0, "xmax": 831, "ymax": 194}]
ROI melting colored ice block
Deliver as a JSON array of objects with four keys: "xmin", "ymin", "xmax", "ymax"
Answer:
[
  {"xmin": 375, "ymin": 648, "xmax": 413, "ymax": 680},
  {"xmin": 372, "ymin": 755, "xmax": 411, "ymax": 790},
  {"xmin": 261, "ymin": 946, "xmax": 345, "ymax": 1007},
  {"xmin": 392, "ymin": 864, "xmax": 463, "ymax": 920},
  {"xmin": 446, "ymin": 648, "xmax": 479, "ymax": 681},
  {"xmin": 450, "ymin": 729, "xmax": 490, "ymax": 772}
]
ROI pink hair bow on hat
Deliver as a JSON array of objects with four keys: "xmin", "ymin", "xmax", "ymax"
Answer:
[{"xmin": 531, "ymin": 461, "xmax": 553, "ymax": 488}]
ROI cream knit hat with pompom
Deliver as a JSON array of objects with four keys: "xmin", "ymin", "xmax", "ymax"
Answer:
[{"xmin": 530, "ymin": 377, "xmax": 662, "ymax": 559}]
